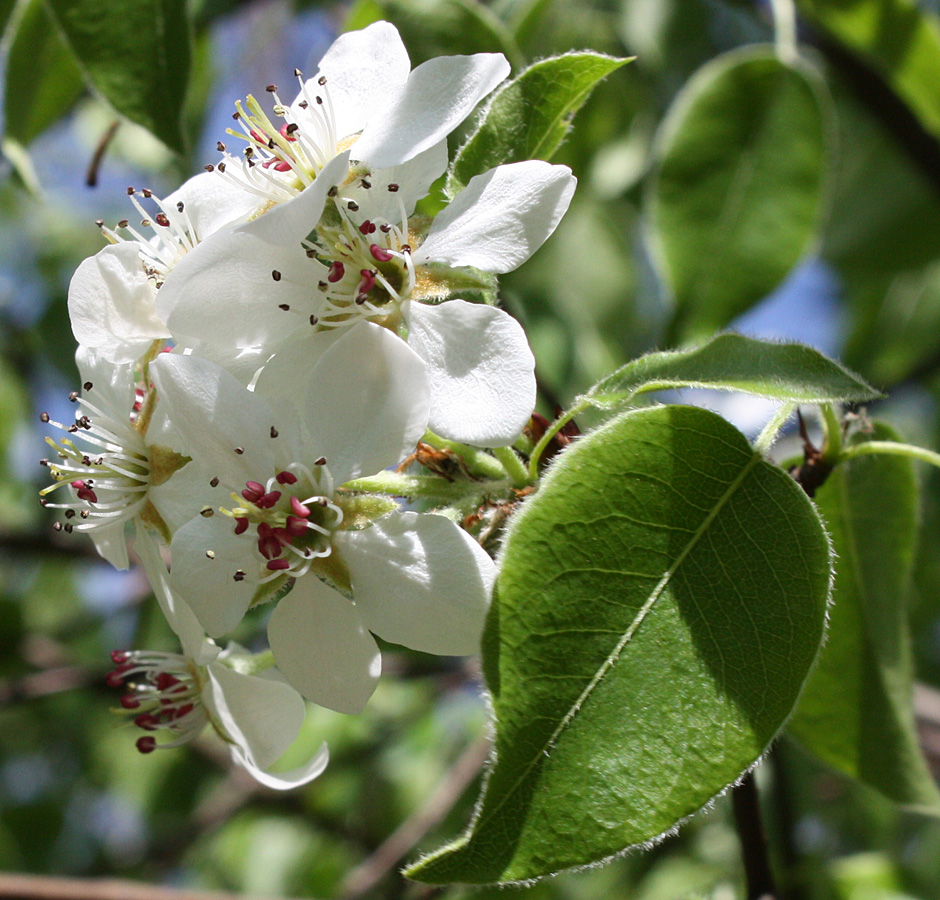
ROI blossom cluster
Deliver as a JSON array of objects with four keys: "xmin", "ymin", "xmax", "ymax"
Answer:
[{"xmin": 40, "ymin": 22, "xmax": 575, "ymax": 788}]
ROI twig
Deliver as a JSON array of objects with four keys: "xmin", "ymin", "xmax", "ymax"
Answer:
[
  {"xmin": 731, "ymin": 772, "xmax": 777, "ymax": 900},
  {"xmin": 0, "ymin": 872, "xmax": 288, "ymax": 900},
  {"xmin": 85, "ymin": 120, "xmax": 120, "ymax": 188},
  {"xmin": 340, "ymin": 735, "xmax": 490, "ymax": 899}
]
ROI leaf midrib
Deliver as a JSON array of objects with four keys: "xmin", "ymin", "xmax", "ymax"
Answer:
[{"xmin": 476, "ymin": 447, "xmax": 763, "ymax": 833}]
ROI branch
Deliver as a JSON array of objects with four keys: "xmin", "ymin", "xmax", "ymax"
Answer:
[
  {"xmin": 731, "ymin": 772, "xmax": 777, "ymax": 900},
  {"xmin": 0, "ymin": 873, "xmax": 288, "ymax": 900}
]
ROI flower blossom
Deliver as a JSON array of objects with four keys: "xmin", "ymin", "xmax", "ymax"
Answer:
[{"xmin": 149, "ymin": 323, "xmax": 496, "ymax": 714}]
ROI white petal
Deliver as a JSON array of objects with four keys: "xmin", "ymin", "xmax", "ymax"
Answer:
[
  {"xmin": 165, "ymin": 171, "xmax": 263, "ymax": 239},
  {"xmin": 343, "ymin": 141, "xmax": 448, "ymax": 222},
  {"xmin": 233, "ymin": 151, "xmax": 350, "ymax": 246},
  {"xmin": 206, "ymin": 660, "xmax": 306, "ymax": 771},
  {"xmin": 336, "ymin": 512, "xmax": 495, "ymax": 656},
  {"xmin": 150, "ymin": 353, "xmax": 276, "ymax": 488},
  {"xmin": 75, "ymin": 347, "xmax": 138, "ymax": 431},
  {"xmin": 135, "ymin": 523, "xmax": 218, "ymax": 664},
  {"xmin": 89, "ymin": 520, "xmax": 130, "ymax": 570},
  {"xmin": 155, "ymin": 231, "xmax": 318, "ymax": 351},
  {"xmin": 268, "ymin": 576, "xmax": 381, "ymax": 714},
  {"xmin": 297, "ymin": 21, "xmax": 411, "ymax": 143},
  {"xmin": 68, "ymin": 243, "xmax": 169, "ymax": 364},
  {"xmin": 169, "ymin": 514, "xmax": 260, "ymax": 638},
  {"xmin": 354, "ymin": 53, "xmax": 510, "ymax": 169},
  {"xmin": 229, "ymin": 740, "xmax": 329, "ymax": 791},
  {"xmin": 416, "ymin": 161, "xmax": 576, "ymax": 273},
  {"xmin": 148, "ymin": 462, "xmax": 221, "ymax": 537},
  {"xmin": 406, "ymin": 300, "xmax": 536, "ymax": 447},
  {"xmin": 298, "ymin": 322, "xmax": 430, "ymax": 485}
]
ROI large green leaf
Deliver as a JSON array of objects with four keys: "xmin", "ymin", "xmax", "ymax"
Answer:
[
  {"xmin": 584, "ymin": 333, "xmax": 881, "ymax": 409},
  {"xmin": 446, "ymin": 52, "xmax": 631, "ymax": 197},
  {"xmin": 648, "ymin": 48, "xmax": 827, "ymax": 342},
  {"xmin": 2, "ymin": 0, "xmax": 84, "ymax": 148},
  {"xmin": 408, "ymin": 405, "xmax": 831, "ymax": 884},
  {"xmin": 44, "ymin": 0, "xmax": 191, "ymax": 154},
  {"xmin": 798, "ymin": 0, "xmax": 940, "ymax": 140},
  {"xmin": 788, "ymin": 424, "xmax": 940, "ymax": 812}
]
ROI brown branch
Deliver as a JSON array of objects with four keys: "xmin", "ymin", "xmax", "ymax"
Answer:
[
  {"xmin": 85, "ymin": 120, "xmax": 120, "ymax": 188},
  {"xmin": 731, "ymin": 772, "xmax": 777, "ymax": 900},
  {"xmin": 340, "ymin": 735, "xmax": 490, "ymax": 899},
  {"xmin": 0, "ymin": 872, "xmax": 288, "ymax": 900}
]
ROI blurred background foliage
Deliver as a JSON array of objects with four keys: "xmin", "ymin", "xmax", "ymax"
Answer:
[{"xmin": 3, "ymin": 0, "xmax": 940, "ymax": 898}]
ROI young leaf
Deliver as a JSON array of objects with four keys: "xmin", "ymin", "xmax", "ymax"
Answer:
[
  {"xmin": 648, "ymin": 48, "xmax": 827, "ymax": 342},
  {"xmin": 3, "ymin": 0, "xmax": 84, "ymax": 148},
  {"xmin": 44, "ymin": 0, "xmax": 191, "ymax": 155},
  {"xmin": 446, "ymin": 52, "xmax": 630, "ymax": 197},
  {"xmin": 788, "ymin": 424, "xmax": 940, "ymax": 812},
  {"xmin": 407, "ymin": 405, "xmax": 831, "ymax": 884},
  {"xmin": 585, "ymin": 333, "xmax": 882, "ymax": 409}
]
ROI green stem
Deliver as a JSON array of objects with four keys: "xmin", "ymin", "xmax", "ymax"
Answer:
[
  {"xmin": 839, "ymin": 440, "xmax": 940, "ymax": 470},
  {"xmin": 493, "ymin": 446, "xmax": 531, "ymax": 489},
  {"xmin": 422, "ymin": 432, "xmax": 508, "ymax": 481},
  {"xmin": 820, "ymin": 403, "xmax": 843, "ymax": 465},
  {"xmin": 341, "ymin": 471, "xmax": 510, "ymax": 503},
  {"xmin": 754, "ymin": 403, "xmax": 797, "ymax": 456},
  {"xmin": 527, "ymin": 401, "xmax": 588, "ymax": 481}
]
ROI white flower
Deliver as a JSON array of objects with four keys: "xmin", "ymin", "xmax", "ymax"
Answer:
[
  {"xmin": 38, "ymin": 347, "xmax": 195, "ymax": 569},
  {"xmin": 149, "ymin": 323, "xmax": 496, "ymax": 715},
  {"xmin": 68, "ymin": 172, "xmax": 261, "ymax": 366},
  {"xmin": 214, "ymin": 21, "xmax": 509, "ymax": 204},
  {"xmin": 156, "ymin": 159, "xmax": 575, "ymax": 446},
  {"xmin": 107, "ymin": 535, "xmax": 330, "ymax": 790}
]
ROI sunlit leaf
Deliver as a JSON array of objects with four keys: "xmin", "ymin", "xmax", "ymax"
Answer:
[
  {"xmin": 446, "ymin": 52, "xmax": 631, "ymax": 196},
  {"xmin": 408, "ymin": 405, "xmax": 830, "ymax": 884},
  {"xmin": 789, "ymin": 424, "xmax": 940, "ymax": 812},
  {"xmin": 648, "ymin": 48, "xmax": 827, "ymax": 341}
]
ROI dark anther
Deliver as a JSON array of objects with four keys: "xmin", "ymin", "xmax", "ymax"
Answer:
[
  {"xmin": 69, "ymin": 391, "xmax": 79, "ymax": 402},
  {"xmin": 327, "ymin": 186, "xmax": 338, "ymax": 197},
  {"xmin": 314, "ymin": 456, "xmax": 327, "ymax": 466},
  {"xmin": 200, "ymin": 507, "xmax": 214, "ymax": 517},
  {"xmin": 270, "ymin": 427, "xmax": 279, "ymax": 438},
  {"xmin": 234, "ymin": 447, "xmax": 244, "ymax": 455},
  {"xmin": 209, "ymin": 476, "xmax": 220, "ymax": 487},
  {"xmin": 272, "ymin": 270, "xmax": 282, "ymax": 281},
  {"xmin": 95, "ymin": 219, "xmax": 104, "ymax": 228},
  {"xmin": 40, "ymin": 412, "xmax": 50, "ymax": 423},
  {"xmin": 217, "ymin": 141, "xmax": 226, "ymax": 151},
  {"xmin": 347, "ymin": 201, "xmax": 359, "ymax": 211},
  {"xmin": 294, "ymin": 67, "xmax": 303, "ymax": 77},
  {"xmin": 266, "ymin": 84, "xmax": 278, "ymax": 93},
  {"xmin": 83, "ymin": 382, "xmax": 93, "ymax": 391},
  {"xmin": 388, "ymin": 183, "xmax": 399, "ymax": 192},
  {"xmin": 177, "ymin": 201, "xmax": 185, "ymax": 213},
  {"xmin": 278, "ymin": 304, "xmax": 290, "ymax": 311},
  {"xmin": 309, "ymin": 315, "xmax": 319, "ymax": 325},
  {"xmin": 318, "ymin": 75, "xmax": 327, "ymax": 85},
  {"xmin": 126, "ymin": 186, "xmax": 135, "ymax": 195},
  {"xmin": 155, "ymin": 213, "xmax": 170, "ymax": 227},
  {"xmin": 233, "ymin": 570, "xmax": 245, "ymax": 582}
]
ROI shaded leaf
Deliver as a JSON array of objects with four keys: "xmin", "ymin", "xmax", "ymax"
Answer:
[
  {"xmin": 408, "ymin": 405, "xmax": 830, "ymax": 884},
  {"xmin": 45, "ymin": 0, "xmax": 191, "ymax": 154},
  {"xmin": 648, "ymin": 48, "xmax": 827, "ymax": 341},
  {"xmin": 585, "ymin": 333, "xmax": 881, "ymax": 409},
  {"xmin": 2, "ymin": 0, "xmax": 84, "ymax": 148},
  {"xmin": 446, "ymin": 52, "xmax": 630, "ymax": 197},
  {"xmin": 789, "ymin": 424, "xmax": 940, "ymax": 812}
]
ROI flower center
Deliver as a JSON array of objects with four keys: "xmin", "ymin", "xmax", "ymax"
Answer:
[
  {"xmin": 107, "ymin": 650, "xmax": 207, "ymax": 753},
  {"xmin": 97, "ymin": 187, "xmax": 201, "ymax": 285},
  {"xmin": 212, "ymin": 73, "xmax": 344, "ymax": 204},
  {"xmin": 39, "ymin": 383, "xmax": 152, "ymax": 536},
  {"xmin": 222, "ymin": 460, "xmax": 343, "ymax": 582}
]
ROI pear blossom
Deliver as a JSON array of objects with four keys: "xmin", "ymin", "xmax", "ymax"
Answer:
[
  {"xmin": 38, "ymin": 347, "xmax": 196, "ymax": 569},
  {"xmin": 213, "ymin": 21, "xmax": 510, "ymax": 206},
  {"xmin": 149, "ymin": 323, "xmax": 496, "ymax": 715}
]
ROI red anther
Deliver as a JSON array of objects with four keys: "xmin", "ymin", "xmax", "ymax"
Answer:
[
  {"xmin": 78, "ymin": 487, "xmax": 99, "ymax": 503},
  {"xmin": 249, "ymin": 128, "xmax": 267, "ymax": 144},
  {"xmin": 286, "ymin": 516, "xmax": 308, "ymax": 537},
  {"xmin": 155, "ymin": 672, "xmax": 181, "ymax": 692},
  {"xmin": 71, "ymin": 480, "xmax": 86, "ymax": 489},
  {"xmin": 327, "ymin": 261, "xmax": 346, "ymax": 283},
  {"xmin": 276, "ymin": 470, "xmax": 297, "ymax": 485},
  {"xmin": 135, "ymin": 713, "xmax": 161, "ymax": 731},
  {"xmin": 279, "ymin": 123, "xmax": 298, "ymax": 141},
  {"xmin": 120, "ymin": 694, "xmax": 141, "ymax": 710},
  {"xmin": 370, "ymin": 244, "xmax": 393, "ymax": 262},
  {"xmin": 256, "ymin": 490, "xmax": 282, "ymax": 510},
  {"xmin": 262, "ymin": 158, "xmax": 293, "ymax": 172},
  {"xmin": 234, "ymin": 517, "xmax": 249, "ymax": 535},
  {"xmin": 359, "ymin": 220, "xmax": 376, "ymax": 235},
  {"xmin": 155, "ymin": 213, "xmax": 170, "ymax": 227},
  {"xmin": 266, "ymin": 558, "xmax": 291, "ymax": 571},
  {"xmin": 257, "ymin": 523, "xmax": 283, "ymax": 560},
  {"xmin": 136, "ymin": 736, "xmax": 157, "ymax": 754},
  {"xmin": 290, "ymin": 496, "xmax": 311, "ymax": 518},
  {"xmin": 173, "ymin": 703, "xmax": 194, "ymax": 719},
  {"xmin": 110, "ymin": 650, "xmax": 130, "ymax": 664},
  {"xmin": 106, "ymin": 665, "xmax": 132, "ymax": 688},
  {"xmin": 358, "ymin": 270, "xmax": 376, "ymax": 294},
  {"xmin": 242, "ymin": 481, "xmax": 265, "ymax": 502}
]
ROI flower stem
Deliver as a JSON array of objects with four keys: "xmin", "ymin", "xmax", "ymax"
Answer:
[
  {"xmin": 527, "ymin": 401, "xmax": 588, "ymax": 481},
  {"xmin": 492, "ymin": 446, "xmax": 531, "ymax": 489},
  {"xmin": 838, "ymin": 440, "xmax": 940, "ymax": 469},
  {"xmin": 754, "ymin": 403, "xmax": 797, "ymax": 456},
  {"xmin": 341, "ymin": 471, "xmax": 510, "ymax": 503},
  {"xmin": 770, "ymin": 0, "xmax": 798, "ymax": 63},
  {"xmin": 732, "ymin": 771, "xmax": 777, "ymax": 900}
]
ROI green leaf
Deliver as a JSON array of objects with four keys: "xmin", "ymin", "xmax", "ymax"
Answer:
[
  {"xmin": 44, "ymin": 0, "xmax": 191, "ymax": 155},
  {"xmin": 446, "ymin": 52, "xmax": 631, "ymax": 197},
  {"xmin": 788, "ymin": 424, "xmax": 940, "ymax": 812},
  {"xmin": 2, "ymin": 0, "xmax": 84, "ymax": 148},
  {"xmin": 798, "ymin": 0, "xmax": 940, "ymax": 140},
  {"xmin": 584, "ymin": 333, "xmax": 882, "ymax": 409},
  {"xmin": 408, "ymin": 405, "xmax": 831, "ymax": 884},
  {"xmin": 648, "ymin": 48, "xmax": 827, "ymax": 342}
]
